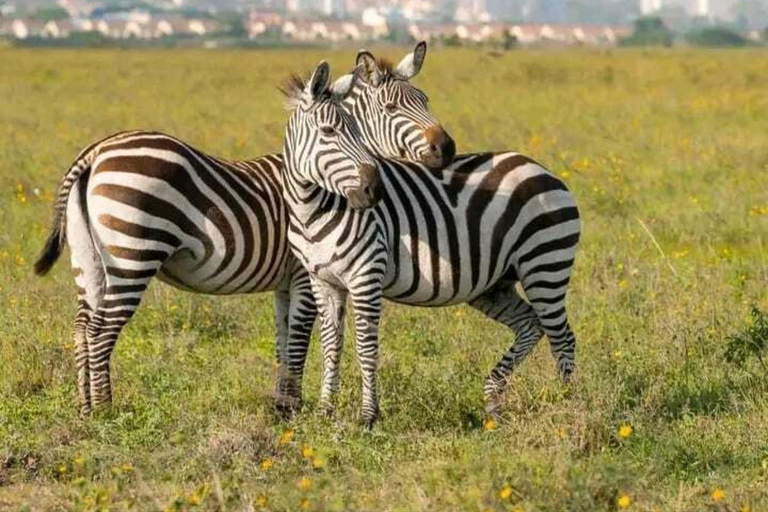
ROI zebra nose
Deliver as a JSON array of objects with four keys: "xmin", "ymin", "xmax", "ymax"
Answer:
[
  {"xmin": 348, "ymin": 163, "xmax": 382, "ymax": 209},
  {"xmin": 423, "ymin": 125, "xmax": 456, "ymax": 169}
]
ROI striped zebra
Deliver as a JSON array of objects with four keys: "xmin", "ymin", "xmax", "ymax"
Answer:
[
  {"xmin": 34, "ymin": 43, "xmax": 455, "ymax": 417},
  {"xmin": 282, "ymin": 62, "xmax": 580, "ymax": 427}
]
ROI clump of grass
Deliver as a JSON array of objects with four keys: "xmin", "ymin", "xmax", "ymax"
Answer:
[{"xmin": 725, "ymin": 306, "xmax": 768, "ymax": 370}]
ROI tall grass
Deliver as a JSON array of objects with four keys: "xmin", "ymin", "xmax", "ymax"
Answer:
[{"xmin": 0, "ymin": 47, "xmax": 766, "ymax": 511}]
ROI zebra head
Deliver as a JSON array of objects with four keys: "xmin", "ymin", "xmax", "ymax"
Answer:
[
  {"xmin": 349, "ymin": 41, "xmax": 456, "ymax": 170},
  {"xmin": 283, "ymin": 61, "xmax": 382, "ymax": 210}
]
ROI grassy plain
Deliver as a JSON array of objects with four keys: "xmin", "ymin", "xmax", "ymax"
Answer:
[{"xmin": 0, "ymin": 47, "xmax": 767, "ymax": 511}]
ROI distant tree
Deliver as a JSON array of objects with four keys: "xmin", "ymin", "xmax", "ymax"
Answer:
[
  {"xmin": 619, "ymin": 16, "xmax": 673, "ymax": 47},
  {"xmin": 686, "ymin": 26, "xmax": 748, "ymax": 47},
  {"xmin": 215, "ymin": 11, "xmax": 246, "ymax": 37},
  {"xmin": 30, "ymin": 6, "xmax": 69, "ymax": 22},
  {"xmin": 442, "ymin": 34, "xmax": 462, "ymax": 47},
  {"xmin": 503, "ymin": 31, "xmax": 517, "ymax": 50}
]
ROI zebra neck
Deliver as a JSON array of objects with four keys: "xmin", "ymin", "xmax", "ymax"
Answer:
[{"xmin": 282, "ymin": 158, "xmax": 339, "ymax": 239}]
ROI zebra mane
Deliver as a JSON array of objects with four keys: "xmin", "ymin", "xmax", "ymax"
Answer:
[
  {"xmin": 376, "ymin": 58, "xmax": 394, "ymax": 76},
  {"xmin": 281, "ymin": 71, "xmax": 353, "ymax": 111},
  {"xmin": 279, "ymin": 74, "xmax": 309, "ymax": 111}
]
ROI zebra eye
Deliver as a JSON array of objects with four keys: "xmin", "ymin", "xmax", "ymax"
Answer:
[
  {"xmin": 320, "ymin": 126, "xmax": 337, "ymax": 137},
  {"xmin": 385, "ymin": 103, "xmax": 398, "ymax": 114}
]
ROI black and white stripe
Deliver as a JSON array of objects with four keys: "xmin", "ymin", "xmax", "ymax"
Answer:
[
  {"xmin": 282, "ymin": 63, "xmax": 580, "ymax": 426},
  {"xmin": 34, "ymin": 43, "xmax": 451, "ymax": 416},
  {"xmin": 36, "ymin": 130, "xmax": 316, "ymax": 415}
]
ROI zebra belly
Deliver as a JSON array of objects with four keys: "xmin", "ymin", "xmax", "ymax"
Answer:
[{"xmin": 155, "ymin": 244, "xmax": 292, "ymax": 295}]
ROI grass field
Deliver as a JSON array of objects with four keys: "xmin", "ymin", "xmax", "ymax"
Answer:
[{"xmin": 1, "ymin": 46, "xmax": 767, "ymax": 511}]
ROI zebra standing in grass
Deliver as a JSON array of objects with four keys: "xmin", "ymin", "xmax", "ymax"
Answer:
[
  {"xmin": 34, "ymin": 43, "xmax": 456, "ymax": 416},
  {"xmin": 282, "ymin": 62, "xmax": 580, "ymax": 427}
]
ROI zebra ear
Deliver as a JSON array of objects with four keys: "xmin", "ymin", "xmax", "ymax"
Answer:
[
  {"xmin": 356, "ymin": 50, "xmax": 383, "ymax": 87},
  {"xmin": 330, "ymin": 65, "xmax": 361, "ymax": 100},
  {"xmin": 307, "ymin": 61, "xmax": 331, "ymax": 101},
  {"xmin": 393, "ymin": 41, "xmax": 427, "ymax": 80}
]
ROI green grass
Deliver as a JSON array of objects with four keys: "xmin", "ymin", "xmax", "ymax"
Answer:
[{"xmin": 1, "ymin": 47, "xmax": 767, "ymax": 511}]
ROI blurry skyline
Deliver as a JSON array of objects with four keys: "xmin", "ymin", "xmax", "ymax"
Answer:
[{"xmin": 2, "ymin": 0, "xmax": 766, "ymax": 27}]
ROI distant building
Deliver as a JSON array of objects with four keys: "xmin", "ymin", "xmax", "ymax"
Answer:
[
  {"xmin": 248, "ymin": 10, "xmax": 283, "ymax": 38},
  {"xmin": 58, "ymin": 0, "xmax": 95, "ymax": 18},
  {"xmin": 0, "ymin": 2, "xmax": 17, "ymax": 18},
  {"xmin": 281, "ymin": 19, "xmax": 380, "ymax": 41},
  {"xmin": 640, "ymin": 0, "xmax": 663, "ymax": 15},
  {"xmin": 694, "ymin": 0, "xmax": 708, "ymax": 17}
]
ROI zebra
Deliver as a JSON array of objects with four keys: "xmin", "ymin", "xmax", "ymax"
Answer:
[
  {"xmin": 33, "ymin": 43, "xmax": 455, "ymax": 417},
  {"xmin": 282, "ymin": 62, "xmax": 581, "ymax": 427}
]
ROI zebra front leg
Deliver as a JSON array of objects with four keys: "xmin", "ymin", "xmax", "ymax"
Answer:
[
  {"xmin": 274, "ymin": 289, "xmax": 295, "ymax": 415},
  {"xmin": 274, "ymin": 269, "xmax": 317, "ymax": 415},
  {"xmin": 311, "ymin": 277, "xmax": 347, "ymax": 417},
  {"xmin": 469, "ymin": 285, "xmax": 544, "ymax": 417},
  {"xmin": 350, "ymin": 288, "xmax": 382, "ymax": 428}
]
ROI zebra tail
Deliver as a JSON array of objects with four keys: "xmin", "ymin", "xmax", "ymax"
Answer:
[{"xmin": 34, "ymin": 155, "xmax": 93, "ymax": 276}]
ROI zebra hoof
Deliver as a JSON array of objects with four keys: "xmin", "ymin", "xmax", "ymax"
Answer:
[
  {"xmin": 484, "ymin": 394, "xmax": 505, "ymax": 419},
  {"xmin": 559, "ymin": 367, "xmax": 575, "ymax": 385},
  {"xmin": 361, "ymin": 408, "xmax": 380, "ymax": 429},
  {"xmin": 275, "ymin": 396, "xmax": 302, "ymax": 419},
  {"xmin": 319, "ymin": 402, "xmax": 336, "ymax": 419}
]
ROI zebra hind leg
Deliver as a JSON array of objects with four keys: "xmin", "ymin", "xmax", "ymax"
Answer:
[
  {"xmin": 521, "ymin": 280, "xmax": 576, "ymax": 384},
  {"xmin": 73, "ymin": 298, "xmax": 93, "ymax": 416},
  {"xmin": 86, "ymin": 266, "xmax": 159, "ymax": 412},
  {"xmin": 469, "ymin": 284, "xmax": 544, "ymax": 417}
]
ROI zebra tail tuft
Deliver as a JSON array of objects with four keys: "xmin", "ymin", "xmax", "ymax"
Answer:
[
  {"xmin": 34, "ymin": 149, "xmax": 95, "ymax": 277},
  {"xmin": 34, "ymin": 225, "xmax": 64, "ymax": 276}
]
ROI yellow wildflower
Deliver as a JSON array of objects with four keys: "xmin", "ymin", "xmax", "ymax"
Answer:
[
  {"xmin": 484, "ymin": 418, "xmax": 497, "ymax": 431},
  {"xmin": 299, "ymin": 498, "xmax": 311, "ymax": 510},
  {"xmin": 617, "ymin": 494, "xmax": 631, "ymax": 508},
  {"xmin": 121, "ymin": 462, "xmax": 133, "ymax": 474},
  {"xmin": 279, "ymin": 429, "xmax": 295, "ymax": 445},
  {"xmin": 255, "ymin": 495, "xmax": 269, "ymax": 508},
  {"xmin": 711, "ymin": 488, "xmax": 725, "ymax": 502},
  {"xmin": 301, "ymin": 446, "xmax": 314, "ymax": 458},
  {"xmin": 72, "ymin": 456, "xmax": 85, "ymax": 469},
  {"xmin": 260, "ymin": 458, "xmax": 274, "ymax": 471},
  {"xmin": 312, "ymin": 456, "xmax": 325, "ymax": 469},
  {"xmin": 297, "ymin": 477, "xmax": 313, "ymax": 491},
  {"xmin": 187, "ymin": 493, "xmax": 201, "ymax": 506},
  {"xmin": 618, "ymin": 424, "xmax": 633, "ymax": 439},
  {"xmin": 499, "ymin": 484, "xmax": 513, "ymax": 500}
]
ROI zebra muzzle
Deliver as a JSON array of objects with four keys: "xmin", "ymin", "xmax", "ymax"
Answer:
[
  {"xmin": 348, "ymin": 163, "xmax": 382, "ymax": 209},
  {"xmin": 423, "ymin": 125, "xmax": 456, "ymax": 169}
]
